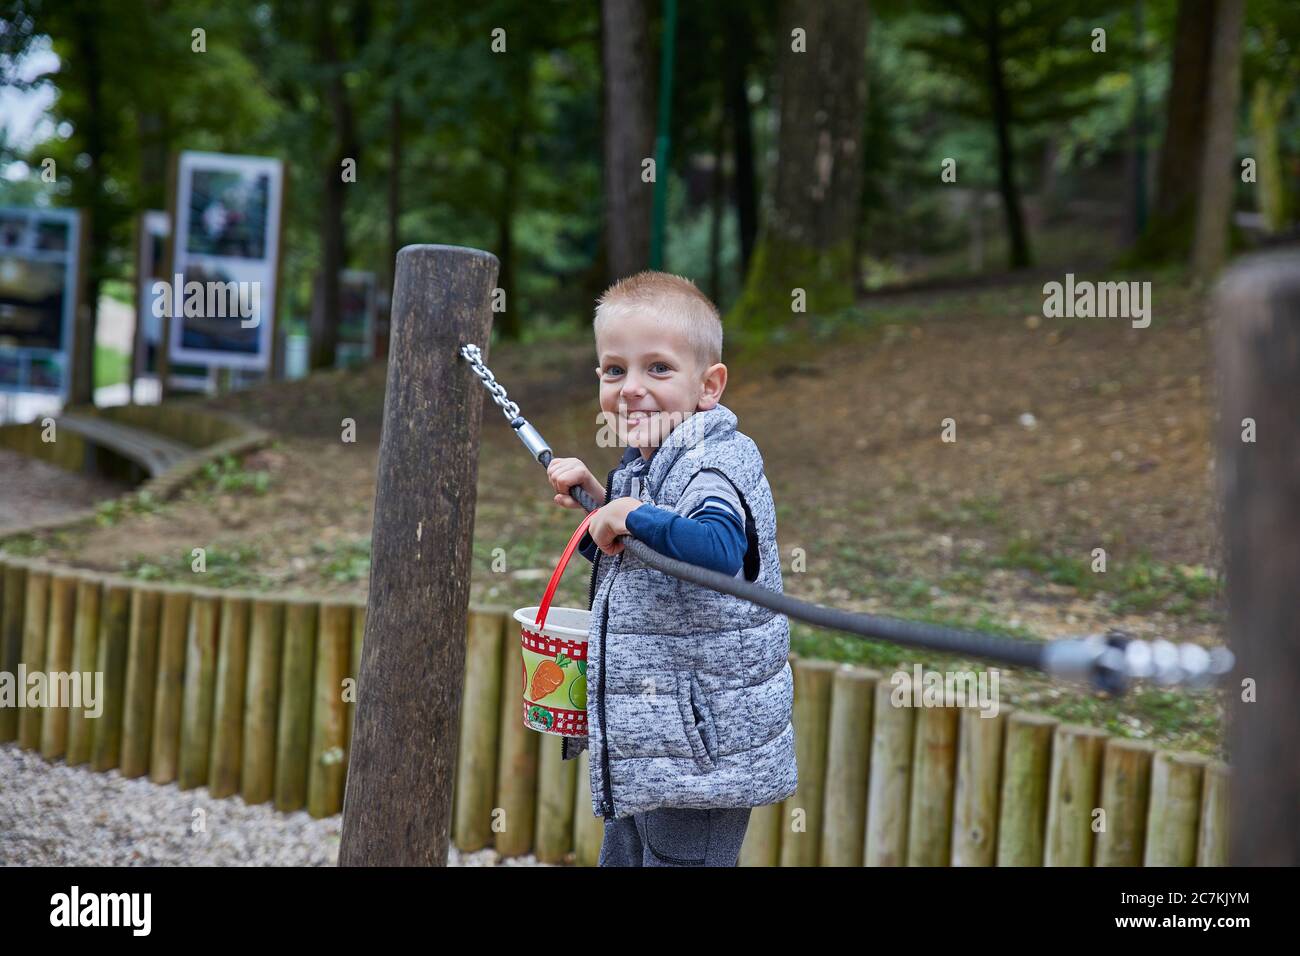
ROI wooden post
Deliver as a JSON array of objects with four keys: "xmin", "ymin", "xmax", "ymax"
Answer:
[
  {"xmin": 864, "ymin": 672, "xmax": 916, "ymax": 867},
  {"xmin": 534, "ymin": 735, "xmax": 577, "ymax": 864},
  {"xmin": 1094, "ymin": 738, "xmax": 1154, "ymax": 866},
  {"xmin": 572, "ymin": 749, "xmax": 604, "ymax": 866},
  {"xmin": 338, "ymin": 245, "xmax": 499, "ymax": 866},
  {"xmin": 91, "ymin": 583, "xmax": 131, "ymax": 772},
  {"xmin": 39, "ymin": 574, "xmax": 79, "ymax": 760},
  {"xmin": 209, "ymin": 595, "xmax": 251, "ymax": 798},
  {"xmin": 65, "ymin": 577, "xmax": 102, "ymax": 766},
  {"xmin": 453, "ymin": 608, "xmax": 505, "ymax": 850},
  {"xmin": 307, "ymin": 601, "xmax": 351, "ymax": 818},
  {"xmin": 1198, "ymin": 760, "xmax": 1230, "ymax": 867},
  {"xmin": 178, "ymin": 593, "xmax": 220, "ymax": 789},
  {"xmin": 18, "ymin": 566, "xmax": 51, "ymax": 750},
  {"xmin": 241, "ymin": 598, "xmax": 285, "ymax": 804},
  {"xmin": 1214, "ymin": 250, "xmax": 1300, "ymax": 865},
  {"xmin": 120, "ymin": 586, "xmax": 163, "ymax": 777},
  {"xmin": 951, "ymin": 706, "xmax": 1007, "ymax": 867},
  {"xmin": 906, "ymin": 705, "xmax": 960, "ymax": 866},
  {"xmin": 995, "ymin": 711, "xmax": 1057, "ymax": 866},
  {"xmin": 274, "ymin": 599, "xmax": 318, "ymax": 812},
  {"xmin": 1043, "ymin": 724, "xmax": 1108, "ymax": 866},
  {"xmin": 0, "ymin": 560, "xmax": 24, "ymax": 743},
  {"xmin": 494, "ymin": 617, "xmax": 539, "ymax": 858},
  {"xmin": 343, "ymin": 601, "xmax": 364, "ymax": 765},
  {"xmin": 149, "ymin": 589, "xmax": 190, "ymax": 784},
  {"xmin": 820, "ymin": 666, "xmax": 877, "ymax": 867},
  {"xmin": 780, "ymin": 657, "xmax": 836, "ymax": 866},
  {"xmin": 1143, "ymin": 751, "xmax": 1207, "ymax": 866}
]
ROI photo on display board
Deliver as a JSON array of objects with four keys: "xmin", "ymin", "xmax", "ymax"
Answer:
[
  {"xmin": 186, "ymin": 169, "xmax": 271, "ymax": 261},
  {"xmin": 169, "ymin": 152, "xmax": 282, "ymax": 371}
]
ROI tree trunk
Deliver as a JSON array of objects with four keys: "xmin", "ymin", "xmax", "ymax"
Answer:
[
  {"xmin": 69, "ymin": 2, "xmax": 105, "ymax": 406},
  {"xmin": 495, "ymin": 115, "xmax": 523, "ymax": 340},
  {"xmin": 1192, "ymin": 0, "xmax": 1245, "ymax": 276},
  {"xmin": 708, "ymin": 112, "xmax": 726, "ymax": 305},
  {"xmin": 723, "ymin": 2, "xmax": 758, "ymax": 276},
  {"xmin": 985, "ymin": 14, "xmax": 1031, "ymax": 269},
  {"xmin": 1154, "ymin": 0, "xmax": 1215, "ymax": 224},
  {"xmin": 311, "ymin": 11, "xmax": 360, "ymax": 370},
  {"xmin": 1131, "ymin": 0, "xmax": 1215, "ymax": 261},
  {"xmin": 600, "ymin": 0, "xmax": 655, "ymax": 282},
  {"xmin": 727, "ymin": 0, "xmax": 869, "ymax": 338},
  {"xmin": 1249, "ymin": 79, "xmax": 1288, "ymax": 234}
]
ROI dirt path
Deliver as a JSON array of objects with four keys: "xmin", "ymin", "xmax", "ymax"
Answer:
[{"xmin": 0, "ymin": 449, "xmax": 131, "ymax": 534}]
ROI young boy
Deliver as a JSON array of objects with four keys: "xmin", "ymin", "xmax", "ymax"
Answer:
[{"xmin": 545, "ymin": 271, "xmax": 797, "ymax": 867}]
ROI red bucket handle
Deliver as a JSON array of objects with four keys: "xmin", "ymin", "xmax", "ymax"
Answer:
[{"xmin": 534, "ymin": 508, "xmax": 600, "ymax": 631}]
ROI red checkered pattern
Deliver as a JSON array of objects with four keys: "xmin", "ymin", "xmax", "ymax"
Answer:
[
  {"xmin": 520, "ymin": 627, "xmax": 587, "ymax": 661},
  {"xmin": 523, "ymin": 700, "xmax": 587, "ymax": 736}
]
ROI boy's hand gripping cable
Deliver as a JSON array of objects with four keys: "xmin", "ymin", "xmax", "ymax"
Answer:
[{"xmin": 460, "ymin": 344, "xmax": 1234, "ymax": 694}]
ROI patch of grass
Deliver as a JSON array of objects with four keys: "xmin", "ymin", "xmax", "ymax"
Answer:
[
  {"xmin": 914, "ymin": 494, "xmax": 1004, "ymax": 529},
  {"xmin": 992, "ymin": 532, "xmax": 1093, "ymax": 588},
  {"xmin": 1024, "ymin": 685, "xmax": 1223, "ymax": 757},
  {"xmin": 988, "ymin": 533, "xmax": 1223, "ymax": 617},
  {"xmin": 313, "ymin": 538, "xmax": 372, "ymax": 583},
  {"xmin": 0, "ymin": 534, "xmax": 47, "ymax": 557},
  {"xmin": 94, "ymin": 345, "xmax": 131, "ymax": 390},
  {"xmin": 124, "ymin": 544, "xmax": 269, "ymax": 590},
  {"xmin": 199, "ymin": 455, "xmax": 272, "ymax": 495},
  {"xmin": 95, "ymin": 492, "xmax": 165, "ymax": 527}
]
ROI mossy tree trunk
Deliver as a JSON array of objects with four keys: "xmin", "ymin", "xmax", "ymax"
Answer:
[
  {"xmin": 727, "ymin": 0, "xmax": 869, "ymax": 342},
  {"xmin": 1129, "ymin": 0, "xmax": 1215, "ymax": 263}
]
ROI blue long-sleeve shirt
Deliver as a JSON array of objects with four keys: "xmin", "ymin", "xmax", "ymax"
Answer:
[{"xmin": 577, "ymin": 468, "xmax": 749, "ymax": 577}]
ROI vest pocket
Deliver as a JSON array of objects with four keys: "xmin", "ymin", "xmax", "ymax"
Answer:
[{"xmin": 677, "ymin": 671, "xmax": 720, "ymax": 773}]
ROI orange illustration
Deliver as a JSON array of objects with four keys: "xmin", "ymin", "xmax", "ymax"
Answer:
[{"xmin": 529, "ymin": 653, "xmax": 571, "ymax": 700}]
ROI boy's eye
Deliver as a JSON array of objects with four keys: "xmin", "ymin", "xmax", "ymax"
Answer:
[
  {"xmin": 651, "ymin": 362, "xmax": 671, "ymax": 373},
  {"xmin": 603, "ymin": 365, "xmax": 624, "ymax": 377}
]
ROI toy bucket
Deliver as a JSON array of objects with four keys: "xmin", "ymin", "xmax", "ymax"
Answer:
[{"xmin": 513, "ymin": 509, "xmax": 597, "ymax": 737}]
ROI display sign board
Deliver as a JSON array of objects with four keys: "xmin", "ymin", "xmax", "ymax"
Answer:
[
  {"xmin": 134, "ymin": 210, "xmax": 210, "ymax": 392},
  {"xmin": 336, "ymin": 269, "xmax": 377, "ymax": 368},
  {"xmin": 0, "ymin": 207, "xmax": 82, "ymax": 399},
  {"xmin": 167, "ymin": 151, "xmax": 283, "ymax": 370}
]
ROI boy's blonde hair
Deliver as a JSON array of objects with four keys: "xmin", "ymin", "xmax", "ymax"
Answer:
[{"xmin": 594, "ymin": 271, "xmax": 723, "ymax": 374}]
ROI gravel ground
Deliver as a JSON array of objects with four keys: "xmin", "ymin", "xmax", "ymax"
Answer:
[
  {"xmin": 0, "ymin": 744, "xmax": 548, "ymax": 867},
  {"xmin": 0, "ymin": 449, "xmax": 130, "ymax": 534}
]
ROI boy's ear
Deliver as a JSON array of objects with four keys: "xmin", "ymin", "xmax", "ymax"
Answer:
[{"xmin": 697, "ymin": 362, "xmax": 727, "ymax": 409}]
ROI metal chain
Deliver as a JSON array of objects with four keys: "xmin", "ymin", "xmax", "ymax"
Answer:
[{"xmin": 459, "ymin": 344, "xmax": 519, "ymax": 422}]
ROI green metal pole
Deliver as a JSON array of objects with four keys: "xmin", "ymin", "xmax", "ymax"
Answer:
[{"xmin": 649, "ymin": 0, "xmax": 678, "ymax": 270}]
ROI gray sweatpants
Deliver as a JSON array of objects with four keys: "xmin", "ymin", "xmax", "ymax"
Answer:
[{"xmin": 598, "ymin": 806, "xmax": 752, "ymax": 867}]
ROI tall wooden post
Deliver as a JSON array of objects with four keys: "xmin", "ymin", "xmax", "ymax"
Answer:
[
  {"xmin": 1215, "ymin": 249, "xmax": 1300, "ymax": 865},
  {"xmin": 338, "ymin": 245, "xmax": 499, "ymax": 866}
]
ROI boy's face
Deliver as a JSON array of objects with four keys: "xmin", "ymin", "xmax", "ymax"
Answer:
[{"xmin": 595, "ymin": 308, "xmax": 726, "ymax": 458}]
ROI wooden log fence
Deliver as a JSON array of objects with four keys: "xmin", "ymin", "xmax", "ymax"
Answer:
[{"xmin": 0, "ymin": 554, "xmax": 1232, "ymax": 865}]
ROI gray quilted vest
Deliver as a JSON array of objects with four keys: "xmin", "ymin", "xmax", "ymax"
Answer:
[{"xmin": 575, "ymin": 402, "xmax": 798, "ymax": 820}]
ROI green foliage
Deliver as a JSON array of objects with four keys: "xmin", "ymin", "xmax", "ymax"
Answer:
[
  {"xmin": 313, "ymin": 538, "xmax": 371, "ymax": 583},
  {"xmin": 93, "ymin": 345, "xmax": 130, "ymax": 390},
  {"xmin": 94, "ymin": 491, "xmax": 164, "ymax": 526},
  {"xmin": 990, "ymin": 532, "xmax": 1223, "ymax": 617},
  {"xmin": 125, "ymin": 544, "xmax": 268, "ymax": 589},
  {"xmin": 199, "ymin": 455, "xmax": 271, "ymax": 495}
]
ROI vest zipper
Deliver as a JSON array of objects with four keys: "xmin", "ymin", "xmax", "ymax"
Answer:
[
  {"xmin": 597, "ymin": 583, "xmax": 616, "ymax": 819},
  {"xmin": 588, "ymin": 463, "xmax": 618, "ymax": 817}
]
